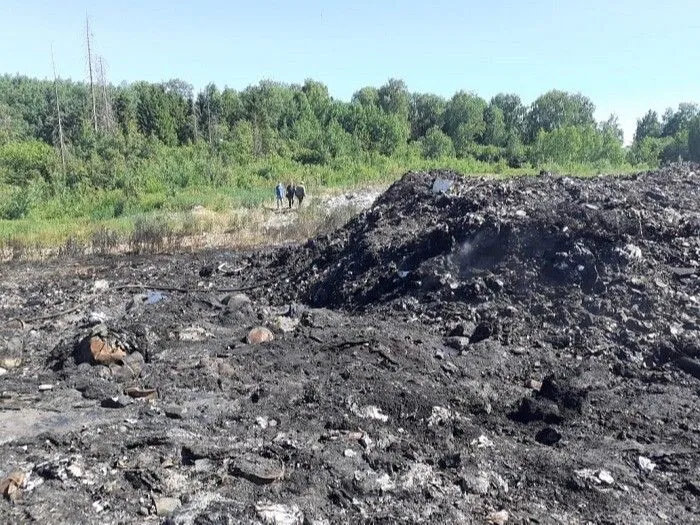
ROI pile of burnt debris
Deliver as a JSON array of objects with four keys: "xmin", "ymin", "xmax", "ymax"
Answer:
[{"xmin": 0, "ymin": 163, "xmax": 698, "ymax": 523}]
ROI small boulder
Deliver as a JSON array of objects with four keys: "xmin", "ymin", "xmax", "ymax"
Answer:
[
  {"xmin": 154, "ymin": 496, "xmax": 181, "ymax": 517},
  {"xmin": 246, "ymin": 327, "xmax": 274, "ymax": 345}
]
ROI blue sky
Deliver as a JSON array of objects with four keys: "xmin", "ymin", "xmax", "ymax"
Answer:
[{"xmin": 1, "ymin": 0, "xmax": 698, "ymax": 143}]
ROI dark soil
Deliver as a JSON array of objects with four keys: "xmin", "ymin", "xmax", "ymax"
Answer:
[{"xmin": 1, "ymin": 163, "xmax": 699, "ymax": 524}]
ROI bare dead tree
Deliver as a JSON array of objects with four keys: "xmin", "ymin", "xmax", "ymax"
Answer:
[
  {"xmin": 86, "ymin": 15, "xmax": 98, "ymax": 133},
  {"xmin": 207, "ymin": 95, "xmax": 213, "ymax": 145},
  {"xmin": 51, "ymin": 45, "xmax": 67, "ymax": 175},
  {"xmin": 97, "ymin": 56, "xmax": 115, "ymax": 132}
]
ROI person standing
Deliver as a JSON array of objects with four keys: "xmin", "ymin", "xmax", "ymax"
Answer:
[
  {"xmin": 275, "ymin": 182, "xmax": 285, "ymax": 209},
  {"xmin": 286, "ymin": 183, "xmax": 296, "ymax": 209},
  {"xmin": 294, "ymin": 183, "xmax": 306, "ymax": 207}
]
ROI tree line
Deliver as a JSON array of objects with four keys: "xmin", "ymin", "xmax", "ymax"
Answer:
[{"xmin": 0, "ymin": 74, "xmax": 699, "ymax": 220}]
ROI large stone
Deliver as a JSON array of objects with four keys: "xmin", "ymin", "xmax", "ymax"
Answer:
[
  {"xmin": 246, "ymin": 327, "xmax": 274, "ymax": 345},
  {"xmin": 154, "ymin": 497, "xmax": 181, "ymax": 516}
]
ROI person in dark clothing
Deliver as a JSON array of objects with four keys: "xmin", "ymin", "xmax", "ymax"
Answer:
[
  {"xmin": 286, "ymin": 184, "xmax": 296, "ymax": 209},
  {"xmin": 294, "ymin": 184, "xmax": 306, "ymax": 207}
]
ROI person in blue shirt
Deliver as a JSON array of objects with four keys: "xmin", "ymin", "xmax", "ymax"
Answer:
[{"xmin": 275, "ymin": 182, "xmax": 285, "ymax": 209}]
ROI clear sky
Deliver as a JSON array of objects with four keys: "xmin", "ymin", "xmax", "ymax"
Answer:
[{"xmin": 1, "ymin": 0, "xmax": 698, "ymax": 143}]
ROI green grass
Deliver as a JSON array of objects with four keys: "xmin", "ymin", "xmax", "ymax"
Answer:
[{"xmin": 0, "ymin": 156, "xmax": 644, "ymax": 254}]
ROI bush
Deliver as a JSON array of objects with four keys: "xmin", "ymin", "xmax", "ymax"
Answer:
[
  {"xmin": 421, "ymin": 127, "xmax": 455, "ymax": 159},
  {"xmin": 0, "ymin": 140, "xmax": 58, "ymax": 186},
  {"xmin": 129, "ymin": 215, "xmax": 175, "ymax": 253}
]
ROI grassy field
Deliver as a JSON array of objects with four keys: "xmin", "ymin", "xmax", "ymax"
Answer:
[{"xmin": 0, "ymin": 156, "xmax": 644, "ymax": 260}]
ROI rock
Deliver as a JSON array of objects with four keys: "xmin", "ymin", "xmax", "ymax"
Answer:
[
  {"xmin": 459, "ymin": 472, "xmax": 490, "ymax": 495},
  {"xmin": 194, "ymin": 459, "xmax": 214, "ymax": 473},
  {"xmin": 100, "ymin": 395, "xmax": 133, "ymax": 409},
  {"xmin": 165, "ymin": 405, "xmax": 186, "ymax": 419},
  {"xmin": 487, "ymin": 509, "xmax": 509, "ymax": 525},
  {"xmin": 535, "ymin": 427, "xmax": 562, "ymax": 446},
  {"xmin": 38, "ymin": 384, "xmax": 53, "ymax": 391},
  {"xmin": 154, "ymin": 496, "xmax": 181, "ymax": 517},
  {"xmin": 0, "ymin": 471, "xmax": 25, "ymax": 501},
  {"xmin": 344, "ymin": 449, "xmax": 357, "ymax": 458},
  {"xmin": 246, "ymin": 326, "xmax": 274, "ymax": 345},
  {"xmin": 512, "ymin": 396, "xmax": 562, "ymax": 424},
  {"xmin": 527, "ymin": 379, "xmax": 542, "ymax": 391},
  {"xmin": 111, "ymin": 352, "xmax": 145, "ymax": 382},
  {"xmin": 255, "ymin": 502, "xmax": 304, "ymax": 525},
  {"xmin": 231, "ymin": 455, "xmax": 284, "ymax": 485},
  {"xmin": 0, "ymin": 367, "xmax": 6, "ymax": 376},
  {"xmin": 638, "ymin": 456, "xmax": 656, "ymax": 474},
  {"xmin": 444, "ymin": 336, "xmax": 470, "ymax": 352},
  {"xmin": 222, "ymin": 293, "xmax": 252, "ymax": 309},
  {"xmin": 93, "ymin": 279, "xmax": 110, "ymax": 291}
]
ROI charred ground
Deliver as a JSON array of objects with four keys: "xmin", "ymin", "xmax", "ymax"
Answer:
[{"xmin": 0, "ymin": 164, "xmax": 699, "ymax": 524}]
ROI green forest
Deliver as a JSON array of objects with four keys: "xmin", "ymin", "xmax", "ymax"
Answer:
[{"xmin": 1, "ymin": 74, "xmax": 699, "ymax": 233}]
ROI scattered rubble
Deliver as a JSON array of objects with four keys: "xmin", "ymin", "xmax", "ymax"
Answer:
[{"xmin": 0, "ymin": 163, "xmax": 699, "ymax": 523}]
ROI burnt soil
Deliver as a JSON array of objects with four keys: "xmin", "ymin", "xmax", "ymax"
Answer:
[{"xmin": 1, "ymin": 163, "xmax": 699, "ymax": 524}]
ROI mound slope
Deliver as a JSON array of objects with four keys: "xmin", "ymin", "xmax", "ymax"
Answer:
[{"xmin": 0, "ymin": 163, "xmax": 698, "ymax": 524}]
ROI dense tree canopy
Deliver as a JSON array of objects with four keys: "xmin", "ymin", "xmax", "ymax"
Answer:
[{"xmin": 0, "ymin": 72, "xmax": 696, "ymax": 218}]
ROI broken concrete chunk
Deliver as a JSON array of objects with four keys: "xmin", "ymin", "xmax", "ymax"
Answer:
[
  {"xmin": 154, "ymin": 496, "xmax": 181, "ymax": 516},
  {"xmin": 246, "ymin": 326, "xmax": 275, "ymax": 345},
  {"xmin": 255, "ymin": 502, "xmax": 304, "ymax": 525},
  {"xmin": 93, "ymin": 279, "xmax": 109, "ymax": 291},
  {"xmin": 487, "ymin": 509, "xmax": 509, "ymax": 525}
]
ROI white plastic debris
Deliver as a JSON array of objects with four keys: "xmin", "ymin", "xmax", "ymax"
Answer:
[
  {"xmin": 427, "ymin": 406, "xmax": 454, "ymax": 427},
  {"xmin": 255, "ymin": 502, "xmax": 304, "ymax": 525},
  {"xmin": 87, "ymin": 312, "xmax": 109, "ymax": 325},
  {"xmin": 638, "ymin": 456, "xmax": 656, "ymax": 474},
  {"xmin": 575, "ymin": 468, "xmax": 615, "ymax": 485},
  {"xmin": 352, "ymin": 404, "xmax": 389, "ymax": 422},
  {"xmin": 597, "ymin": 470, "xmax": 615, "ymax": 485},
  {"xmin": 471, "ymin": 435, "xmax": 494, "ymax": 448}
]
